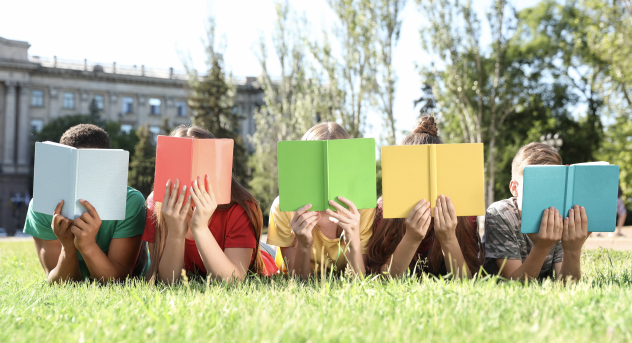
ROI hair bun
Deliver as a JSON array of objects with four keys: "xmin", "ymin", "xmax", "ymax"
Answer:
[{"xmin": 413, "ymin": 116, "xmax": 438, "ymax": 136}]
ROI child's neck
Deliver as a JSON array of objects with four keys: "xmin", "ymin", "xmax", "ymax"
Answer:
[{"xmin": 316, "ymin": 211, "xmax": 339, "ymax": 240}]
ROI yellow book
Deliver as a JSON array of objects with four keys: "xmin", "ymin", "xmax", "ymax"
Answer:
[{"xmin": 381, "ymin": 143, "xmax": 485, "ymax": 218}]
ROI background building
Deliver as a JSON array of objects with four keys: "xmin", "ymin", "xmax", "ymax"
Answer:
[{"xmin": 0, "ymin": 36, "xmax": 264, "ymax": 234}]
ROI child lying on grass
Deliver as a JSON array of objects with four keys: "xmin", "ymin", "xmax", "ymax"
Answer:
[{"xmin": 483, "ymin": 142, "xmax": 590, "ymax": 281}]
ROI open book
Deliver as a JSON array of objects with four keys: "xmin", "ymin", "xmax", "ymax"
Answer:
[
  {"xmin": 32, "ymin": 142, "xmax": 129, "ymax": 220},
  {"xmin": 153, "ymin": 136, "xmax": 233, "ymax": 204},
  {"xmin": 277, "ymin": 138, "xmax": 376, "ymax": 211},
  {"xmin": 381, "ymin": 143, "xmax": 485, "ymax": 218},
  {"xmin": 521, "ymin": 162, "xmax": 620, "ymax": 233}
]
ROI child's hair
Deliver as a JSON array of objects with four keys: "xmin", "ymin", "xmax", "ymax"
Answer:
[
  {"xmin": 60, "ymin": 124, "xmax": 110, "ymax": 149},
  {"xmin": 366, "ymin": 116, "xmax": 484, "ymax": 276},
  {"xmin": 302, "ymin": 122, "xmax": 350, "ymax": 140},
  {"xmin": 145, "ymin": 125, "xmax": 265, "ymax": 282},
  {"xmin": 511, "ymin": 142, "xmax": 562, "ymax": 180}
]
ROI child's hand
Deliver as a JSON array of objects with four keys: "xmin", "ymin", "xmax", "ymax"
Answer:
[
  {"xmin": 527, "ymin": 207, "xmax": 563, "ymax": 250},
  {"xmin": 326, "ymin": 197, "xmax": 362, "ymax": 248},
  {"xmin": 291, "ymin": 204, "xmax": 320, "ymax": 247},
  {"xmin": 161, "ymin": 179, "xmax": 191, "ymax": 239},
  {"xmin": 562, "ymin": 205, "xmax": 590, "ymax": 253},
  {"xmin": 51, "ymin": 200, "xmax": 75, "ymax": 250},
  {"xmin": 433, "ymin": 195, "xmax": 458, "ymax": 244},
  {"xmin": 404, "ymin": 199, "xmax": 432, "ymax": 241},
  {"xmin": 71, "ymin": 199, "xmax": 102, "ymax": 252},
  {"xmin": 190, "ymin": 175, "xmax": 218, "ymax": 231}
]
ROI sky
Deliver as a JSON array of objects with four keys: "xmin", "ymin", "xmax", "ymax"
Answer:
[{"xmin": 1, "ymin": 0, "xmax": 541, "ymax": 142}]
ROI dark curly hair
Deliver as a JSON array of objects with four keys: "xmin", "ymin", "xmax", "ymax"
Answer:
[{"xmin": 59, "ymin": 124, "xmax": 110, "ymax": 149}]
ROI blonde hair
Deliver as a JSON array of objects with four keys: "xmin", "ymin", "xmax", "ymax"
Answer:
[
  {"xmin": 302, "ymin": 122, "xmax": 350, "ymax": 141},
  {"xmin": 146, "ymin": 125, "xmax": 265, "ymax": 282},
  {"xmin": 511, "ymin": 142, "xmax": 562, "ymax": 180}
]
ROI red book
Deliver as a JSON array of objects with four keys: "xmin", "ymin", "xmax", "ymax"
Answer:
[{"xmin": 154, "ymin": 136, "xmax": 233, "ymax": 204}]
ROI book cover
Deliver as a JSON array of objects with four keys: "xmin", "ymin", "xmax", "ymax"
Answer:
[
  {"xmin": 277, "ymin": 138, "xmax": 376, "ymax": 212},
  {"xmin": 153, "ymin": 136, "xmax": 233, "ymax": 204},
  {"xmin": 381, "ymin": 143, "xmax": 485, "ymax": 218},
  {"xmin": 32, "ymin": 141, "xmax": 129, "ymax": 220},
  {"xmin": 521, "ymin": 164, "xmax": 620, "ymax": 233}
]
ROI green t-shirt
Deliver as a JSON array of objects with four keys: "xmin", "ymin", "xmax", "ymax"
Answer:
[{"xmin": 24, "ymin": 186, "xmax": 147, "ymax": 279}]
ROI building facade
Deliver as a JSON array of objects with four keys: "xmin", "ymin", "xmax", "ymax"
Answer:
[{"xmin": 0, "ymin": 36, "xmax": 264, "ymax": 234}]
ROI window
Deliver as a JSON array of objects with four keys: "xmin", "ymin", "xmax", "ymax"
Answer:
[
  {"xmin": 31, "ymin": 90, "xmax": 44, "ymax": 107},
  {"xmin": 63, "ymin": 92, "xmax": 75, "ymax": 109},
  {"xmin": 149, "ymin": 126, "xmax": 161, "ymax": 143},
  {"xmin": 149, "ymin": 98, "xmax": 161, "ymax": 115},
  {"xmin": 120, "ymin": 124, "xmax": 133, "ymax": 134},
  {"xmin": 31, "ymin": 119, "xmax": 44, "ymax": 133},
  {"xmin": 122, "ymin": 97, "xmax": 134, "ymax": 114},
  {"xmin": 93, "ymin": 95, "xmax": 104, "ymax": 110},
  {"xmin": 176, "ymin": 101, "xmax": 187, "ymax": 116}
]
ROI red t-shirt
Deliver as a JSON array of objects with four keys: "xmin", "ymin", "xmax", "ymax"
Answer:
[{"xmin": 142, "ymin": 192, "xmax": 257, "ymax": 275}]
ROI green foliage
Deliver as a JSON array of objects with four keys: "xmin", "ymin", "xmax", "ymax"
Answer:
[
  {"xmin": 4, "ymin": 241, "xmax": 632, "ymax": 342},
  {"xmin": 185, "ymin": 18, "xmax": 249, "ymax": 187},
  {"xmin": 128, "ymin": 125, "xmax": 156, "ymax": 198}
]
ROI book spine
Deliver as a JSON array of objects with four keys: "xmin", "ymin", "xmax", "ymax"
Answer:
[
  {"xmin": 429, "ymin": 144, "xmax": 438, "ymax": 211},
  {"xmin": 71, "ymin": 149, "xmax": 79, "ymax": 219},
  {"xmin": 564, "ymin": 165, "xmax": 575, "ymax": 217},
  {"xmin": 325, "ymin": 140, "xmax": 330, "ymax": 210}
]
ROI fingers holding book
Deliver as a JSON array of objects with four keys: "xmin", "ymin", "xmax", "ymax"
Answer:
[
  {"xmin": 562, "ymin": 205, "xmax": 590, "ymax": 253},
  {"xmin": 52, "ymin": 200, "xmax": 75, "ymax": 249},
  {"xmin": 71, "ymin": 199, "xmax": 103, "ymax": 252},
  {"xmin": 161, "ymin": 179, "xmax": 190, "ymax": 239}
]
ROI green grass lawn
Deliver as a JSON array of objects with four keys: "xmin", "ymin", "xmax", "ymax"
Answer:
[{"xmin": 1, "ymin": 241, "xmax": 632, "ymax": 343}]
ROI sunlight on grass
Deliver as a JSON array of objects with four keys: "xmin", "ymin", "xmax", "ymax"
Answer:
[{"xmin": 1, "ymin": 241, "xmax": 632, "ymax": 342}]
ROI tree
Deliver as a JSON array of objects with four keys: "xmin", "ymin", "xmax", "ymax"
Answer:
[
  {"xmin": 371, "ymin": 0, "xmax": 406, "ymax": 146},
  {"xmin": 310, "ymin": 0, "xmax": 376, "ymax": 138},
  {"xmin": 128, "ymin": 124, "xmax": 156, "ymax": 197},
  {"xmin": 184, "ymin": 18, "xmax": 249, "ymax": 186},
  {"xmin": 248, "ymin": 2, "xmax": 325, "ymax": 214}
]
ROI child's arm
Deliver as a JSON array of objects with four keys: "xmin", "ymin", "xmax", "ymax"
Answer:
[
  {"xmin": 558, "ymin": 205, "xmax": 590, "ymax": 281},
  {"xmin": 190, "ymin": 176, "xmax": 253, "ymax": 281},
  {"xmin": 326, "ymin": 197, "xmax": 366, "ymax": 277},
  {"xmin": 72, "ymin": 200, "xmax": 142, "ymax": 283},
  {"xmin": 382, "ymin": 200, "xmax": 431, "ymax": 277},
  {"xmin": 434, "ymin": 195, "xmax": 470, "ymax": 279},
  {"xmin": 32, "ymin": 200, "xmax": 81, "ymax": 283},
  {"xmin": 498, "ymin": 207, "xmax": 563, "ymax": 280},
  {"xmin": 287, "ymin": 204, "xmax": 320, "ymax": 279},
  {"xmin": 156, "ymin": 180, "xmax": 189, "ymax": 284}
]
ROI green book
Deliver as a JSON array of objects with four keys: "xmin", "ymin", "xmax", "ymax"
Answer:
[{"xmin": 278, "ymin": 138, "xmax": 377, "ymax": 212}]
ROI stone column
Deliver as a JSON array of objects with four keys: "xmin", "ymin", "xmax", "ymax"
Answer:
[
  {"xmin": 80, "ymin": 89, "xmax": 90, "ymax": 114},
  {"xmin": 17, "ymin": 83, "xmax": 31, "ymax": 173},
  {"xmin": 109, "ymin": 91, "xmax": 119, "ymax": 121},
  {"xmin": 2, "ymin": 81, "xmax": 17, "ymax": 173},
  {"xmin": 137, "ymin": 94, "xmax": 147, "ymax": 126},
  {"xmin": 48, "ymin": 86, "xmax": 59, "ymax": 119}
]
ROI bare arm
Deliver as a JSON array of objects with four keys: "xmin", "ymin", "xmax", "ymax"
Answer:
[
  {"xmin": 441, "ymin": 239, "xmax": 470, "ymax": 279},
  {"xmin": 33, "ymin": 237, "xmax": 81, "ymax": 284},
  {"xmin": 79, "ymin": 236, "xmax": 142, "ymax": 283},
  {"xmin": 192, "ymin": 226, "xmax": 253, "ymax": 281},
  {"xmin": 156, "ymin": 234, "xmax": 186, "ymax": 284},
  {"xmin": 558, "ymin": 206, "xmax": 590, "ymax": 282},
  {"xmin": 434, "ymin": 196, "xmax": 470, "ymax": 279}
]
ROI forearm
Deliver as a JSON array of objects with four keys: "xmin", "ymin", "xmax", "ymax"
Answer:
[
  {"xmin": 158, "ymin": 234, "xmax": 186, "ymax": 284},
  {"xmin": 505, "ymin": 246, "xmax": 550, "ymax": 280},
  {"xmin": 384, "ymin": 233, "xmax": 422, "ymax": 277},
  {"xmin": 290, "ymin": 243, "xmax": 313, "ymax": 279},
  {"xmin": 346, "ymin": 240, "xmax": 365, "ymax": 277},
  {"xmin": 558, "ymin": 250, "xmax": 581, "ymax": 281},
  {"xmin": 80, "ymin": 243, "xmax": 130, "ymax": 283},
  {"xmin": 191, "ymin": 227, "xmax": 248, "ymax": 281},
  {"xmin": 47, "ymin": 247, "xmax": 81, "ymax": 284},
  {"xmin": 441, "ymin": 239, "xmax": 470, "ymax": 279}
]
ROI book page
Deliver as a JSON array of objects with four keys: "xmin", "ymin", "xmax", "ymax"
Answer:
[
  {"xmin": 194, "ymin": 139, "xmax": 234, "ymax": 204},
  {"xmin": 327, "ymin": 138, "xmax": 377, "ymax": 211},
  {"xmin": 32, "ymin": 142, "xmax": 75, "ymax": 219},
  {"xmin": 75, "ymin": 149, "xmax": 129, "ymax": 220},
  {"xmin": 153, "ymin": 136, "xmax": 193, "ymax": 202},
  {"xmin": 572, "ymin": 162, "xmax": 609, "ymax": 166},
  {"xmin": 435, "ymin": 143, "xmax": 485, "ymax": 216},
  {"xmin": 277, "ymin": 140, "xmax": 327, "ymax": 211},
  {"xmin": 381, "ymin": 145, "xmax": 431, "ymax": 218}
]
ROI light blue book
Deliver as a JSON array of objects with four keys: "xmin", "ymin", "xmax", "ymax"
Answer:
[
  {"xmin": 32, "ymin": 141, "xmax": 129, "ymax": 220},
  {"xmin": 521, "ymin": 163, "xmax": 620, "ymax": 233}
]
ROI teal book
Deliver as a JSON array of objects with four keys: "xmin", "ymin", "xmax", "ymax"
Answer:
[
  {"xmin": 520, "ymin": 163, "xmax": 620, "ymax": 233},
  {"xmin": 277, "ymin": 138, "xmax": 377, "ymax": 212}
]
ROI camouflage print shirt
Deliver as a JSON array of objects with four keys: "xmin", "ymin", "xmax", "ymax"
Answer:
[{"xmin": 482, "ymin": 198, "xmax": 563, "ymax": 279}]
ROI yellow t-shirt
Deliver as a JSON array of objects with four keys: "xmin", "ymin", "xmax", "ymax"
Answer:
[{"xmin": 267, "ymin": 196, "xmax": 376, "ymax": 273}]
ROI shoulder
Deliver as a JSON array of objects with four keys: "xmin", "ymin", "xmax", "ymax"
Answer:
[
  {"xmin": 126, "ymin": 187, "xmax": 146, "ymax": 205},
  {"xmin": 485, "ymin": 198, "xmax": 520, "ymax": 232},
  {"xmin": 486, "ymin": 198, "xmax": 518, "ymax": 219},
  {"xmin": 270, "ymin": 196, "xmax": 290, "ymax": 218}
]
